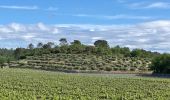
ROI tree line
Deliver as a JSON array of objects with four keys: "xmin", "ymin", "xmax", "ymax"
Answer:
[{"xmin": 14, "ymin": 38, "xmax": 160, "ymax": 60}]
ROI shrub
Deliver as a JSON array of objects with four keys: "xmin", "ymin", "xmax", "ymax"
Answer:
[
  {"xmin": 80, "ymin": 67, "xmax": 87, "ymax": 70},
  {"xmin": 105, "ymin": 66, "xmax": 112, "ymax": 71},
  {"xmin": 113, "ymin": 67, "xmax": 119, "ymax": 71},
  {"xmin": 151, "ymin": 54, "xmax": 170, "ymax": 74},
  {"xmin": 99, "ymin": 67, "xmax": 104, "ymax": 70},
  {"xmin": 74, "ymin": 66, "xmax": 80, "ymax": 70},
  {"xmin": 90, "ymin": 66, "xmax": 96, "ymax": 70}
]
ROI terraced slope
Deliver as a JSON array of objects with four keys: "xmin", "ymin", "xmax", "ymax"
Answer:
[{"xmin": 9, "ymin": 54, "xmax": 151, "ymax": 72}]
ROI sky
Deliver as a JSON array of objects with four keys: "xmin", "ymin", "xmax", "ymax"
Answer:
[{"xmin": 0, "ymin": 0, "xmax": 170, "ymax": 53}]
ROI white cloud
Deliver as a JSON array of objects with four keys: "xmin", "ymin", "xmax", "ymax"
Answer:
[
  {"xmin": 52, "ymin": 28, "xmax": 59, "ymax": 34},
  {"xmin": 46, "ymin": 7, "xmax": 58, "ymax": 11},
  {"xmin": 0, "ymin": 27, "xmax": 12, "ymax": 33},
  {"xmin": 0, "ymin": 20, "xmax": 170, "ymax": 52},
  {"xmin": 139, "ymin": 20, "xmax": 170, "ymax": 28},
  {"xmin": 9, "ymin": 23, "xmax": 26, "ymax": 32},
  {"xmin": 129, "ymin": 2, "xmax": 170, "ymax": 9},
  {"xmin": 0, "ymin": 5, "xmax": 59, "ymax": 11},
  {"xmin": 89, "ymin": 29, "xmax": 95, "ymax": 32},
  {"xmin": 0, "ymin": 5, "xmax": 39, "ymax": 10},
  {"xmin": 104, "ymin": 15, "xmax": 151, "ymax": 20},
  {"xmin": 22, "ymin": 35, "xmax": 35, "ymax": 40},
  {"xmin": 74, "ymin": 14, "xmax": 151, "ymax": 20},
  {"xmin": 145, "ymin": 2, "xmax": 170, "ymax": 9},
  {"xmin": 37, "ymin": 23, "xmax": 49, "ymax": 31},
  {"xmin": 92, "ymin": 37, "xmax": 103, "ymax": 40}
]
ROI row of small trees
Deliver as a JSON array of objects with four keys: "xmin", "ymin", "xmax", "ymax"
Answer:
[
  {"xmin": 0, "ymin": 49, "xmax": 15, "ymax": 67},
  {"xmin": 15, "ymin": 38, "xmax": 159, "ymax": 60}
]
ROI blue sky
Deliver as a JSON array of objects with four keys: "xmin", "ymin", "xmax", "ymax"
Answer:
[
  {"xmin": 0, "ymin": 0, "xmax": 170, "ymax": 52},
  {"xmin": 1, "ymin": 0, "xmax": 170, "ymax": 24}
]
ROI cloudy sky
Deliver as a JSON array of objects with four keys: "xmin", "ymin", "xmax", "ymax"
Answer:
[{"xmin": 0, "ymin": 0, "xmax": 170, "ymax": 53}]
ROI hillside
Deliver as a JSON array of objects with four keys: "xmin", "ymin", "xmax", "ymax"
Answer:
[
  {"xmin": 9, "ymin": 53, "xmax": 151, "ymax": 72},
  {"xmin": 0, "ymin": 39, "xmax": 166, "ymax": 73}
]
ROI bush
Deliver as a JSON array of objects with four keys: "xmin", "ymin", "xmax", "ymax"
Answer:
[
  {"xmin": 113, "ymin": 67, "xmax": 119, "ymax": 71},
  {"xmin": 90, "ymin": 66, "xmax": 96, "ymax": 70},
  {"xmin": 151, "ymin": 54, "xmax": 170, "ymax": 74},
  {"xmin": 73, "ymin": 66, "xmax": 80, "ymax": 70},
  {"xmin": 105, "ymin": 66, "xmax": 112, "ymax": 71},
  {"xmin": 0, "ymin": 57, "xmax": 6, "ymax": 64},
  {"xmin": 80, "ymin": 67, "xmax": 87, "ymax": 70}
]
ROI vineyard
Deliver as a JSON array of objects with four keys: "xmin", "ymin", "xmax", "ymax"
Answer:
[
  {"xmin": 9, "ymin": 54, "xmax": 151, "ymax": 72},
  {"xmin": 0, "ymin": 68, "xmax": 169, "ymax": 99}
]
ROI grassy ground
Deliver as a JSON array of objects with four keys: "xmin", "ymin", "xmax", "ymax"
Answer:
[{"xmin": 0, "ymin": 68, "xmax": 170, "ymax": 100}]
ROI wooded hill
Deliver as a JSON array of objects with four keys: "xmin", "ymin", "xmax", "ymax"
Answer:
[
  {"xmin": 0, "ymin": 38, "xmax": 169, "ymax": 73},
  {"xmin": 0, "ymin": 38, "xmax": 162, "ymax": 73}
]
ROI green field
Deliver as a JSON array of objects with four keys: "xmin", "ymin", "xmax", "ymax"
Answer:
[{"xmin": 0, "ymin": 68, "xmax": 170, "ymax": 100}]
